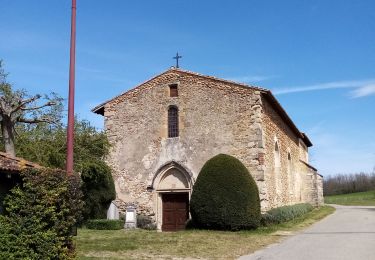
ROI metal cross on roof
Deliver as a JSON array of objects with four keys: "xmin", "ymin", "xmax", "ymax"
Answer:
[{"xmin": 173, "ymin": 52, "xmax": 182, "ymax": 68}]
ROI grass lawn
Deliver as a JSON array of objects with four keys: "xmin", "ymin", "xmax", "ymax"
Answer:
[
  {"xmin": 75, "ymin": 205, "xmax": 334, "ymax": 260},
  {"xmin": 324, "ymin": 190, "xmax": 375, "ymax": 206}
]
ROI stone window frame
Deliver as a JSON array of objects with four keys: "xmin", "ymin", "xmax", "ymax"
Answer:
[
  {"xmin": 168, "ymin": 105, "xmax": 179, "ymax": 138},
  {"xmin": 169, "ymin": 83, "xmax": 178, "ymax": 97}
]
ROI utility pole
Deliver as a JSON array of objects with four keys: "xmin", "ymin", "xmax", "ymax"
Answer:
[{"xmin": 66, "ymin": 0, "xmax": 76, "ymax": 175}]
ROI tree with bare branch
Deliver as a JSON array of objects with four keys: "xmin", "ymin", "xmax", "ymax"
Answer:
[{"xmin": 0, "ymin": 60, "xmax": 63, "ymax": 156}]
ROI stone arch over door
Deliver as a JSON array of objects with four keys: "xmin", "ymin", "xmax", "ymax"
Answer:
[{"xmin": 151, "ymin": 162, "xmax": 194, "ymax": 231}]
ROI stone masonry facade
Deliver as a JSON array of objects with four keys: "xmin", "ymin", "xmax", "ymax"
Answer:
[{"xmin": 93, "ymin": 68, "xmax": 323, "ymax": 228}]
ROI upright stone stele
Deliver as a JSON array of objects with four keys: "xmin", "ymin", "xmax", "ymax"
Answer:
[
  {"xmin": 107, "ymin": 202, "xmax": 120, "ymax": 220},
  {"xmin": 124, "ymin": 206, "xmax": 137, "ymax": 229}
]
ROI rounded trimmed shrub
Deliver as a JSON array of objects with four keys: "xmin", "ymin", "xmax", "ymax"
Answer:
[{"xmin": 190, "ymin": 154, "xmax": 261, "ymax": 230}]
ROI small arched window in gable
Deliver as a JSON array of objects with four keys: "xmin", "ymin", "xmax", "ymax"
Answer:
[
  {"xmin": 274, "ymin": 141, "xmax": 281, "ymax": 168},
  {"xmin": 168, "ymin": 106, "xmax": 179, "ymax": 138}
]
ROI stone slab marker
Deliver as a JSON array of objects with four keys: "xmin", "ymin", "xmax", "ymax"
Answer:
[{"xmin": 124, "ymin": 205, "xmax": 137, "ymax": 229}]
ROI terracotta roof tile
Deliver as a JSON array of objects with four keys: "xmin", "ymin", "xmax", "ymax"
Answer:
[{"xmin": 0, "ymin": 152, "xmax": 41, "ymax": 172}]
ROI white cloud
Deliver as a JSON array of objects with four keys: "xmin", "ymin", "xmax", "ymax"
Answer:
[
  {"xmin": 273, "ymin": 79, "xmax": 375, "ymax": 97},
  {"xmin": 350, "ymin": 84, "xmax": 375, "ymax": 98}
]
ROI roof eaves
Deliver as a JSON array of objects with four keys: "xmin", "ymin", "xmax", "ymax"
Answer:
[
  {"xmin": 262, "ymin": 91, "xmax": 303, "ymax": 137},
  {"xmin": 172, "ymin": 68, "xmax": 269, "ymax": 92},
  {"xmin": 91, "ymin": 103, "xmax": 105, "ymax": 115},
  {"xmin": 92, "ymin": 67, "xmax": 271, "ymax": 116},
  {"xmin": 91, "ymin": 68, "xmax": 176, "ymax": 115},
  {"xmin": 299, "ymin": 159, "xmax": 322, "ymax": 177},
  {"xmin": 301, "ymin": 133, "xmax": 313, "ymax": 147},
  {"xmin": 0, "ymin": 152, "xmax": 41, "ymax": 172}
]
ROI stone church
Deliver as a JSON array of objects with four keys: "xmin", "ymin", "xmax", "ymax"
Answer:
[{"xmin": 93, "ymin": 68, "xmax": 323, "ymax": 231}]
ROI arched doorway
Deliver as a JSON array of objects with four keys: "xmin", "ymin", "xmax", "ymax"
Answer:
[{"xmin": 152, "ymin": 162, "xmax": 193, "ymax": 231}]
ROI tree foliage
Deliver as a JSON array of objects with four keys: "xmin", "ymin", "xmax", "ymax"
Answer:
[
  {"xmin": 0, "ymin": 59, "xmax": 115, "ymax": 221},
  {"xmin": 81, "ymin": 161, "xmax": 116, "ymax": 220},
  {"xmin": 0, "ymin": 168, "xmax": 83, "ymax": 259},
  {"xmin": 15, "ymin": 119, "xmax": 109, "ymax": 171},
  {"xmin": 190, "ymin": 154, "xmax": 261, "ymax": 230},
  {"xmin": 0, "ymin": 60, "xmax": 63, "ymax": 156},
  {"xmin": 14, "ymin": 119, "xmax": 115, "ymax": 220}
]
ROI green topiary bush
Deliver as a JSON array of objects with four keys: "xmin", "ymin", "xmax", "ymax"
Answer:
[
  {"xmin": 261, "ymin": 203, "xmax": 314, "ymax": 226},
  {"xmin": 190, "ymin": 154, "xmax": 261, "ymax": 230},
  {"xmin": 86, "ymin": 219, "xmax": 123, "ymax": 230},
  {"xmin": 0, "ymin": 168, "xmax": 83, "ymax": 259},
  {"xmin": 80, "ymin": 161, "xmax": 116, "ymax": 221}
]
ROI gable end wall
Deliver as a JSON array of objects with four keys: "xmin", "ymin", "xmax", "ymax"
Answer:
[{"xmin": 103, "ymin": 71, "xmax": 267, "ymax": 216}]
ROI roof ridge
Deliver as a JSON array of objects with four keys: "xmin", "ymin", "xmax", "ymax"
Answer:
[
  {"xmin": 170, "ymin": 67, "xmax": 269, "ymax": 92},
  {"xmin": 92, "ymin": 68, "xmax": 173, "ymax": 113},
  {"xmin": 92, "ymin": 67, "xmax": 269, "ymax": 113}
]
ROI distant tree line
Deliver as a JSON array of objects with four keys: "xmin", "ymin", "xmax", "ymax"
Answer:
[{"xmin": 323, "ymin": 171, "xmax": 375, "ymax": 196}]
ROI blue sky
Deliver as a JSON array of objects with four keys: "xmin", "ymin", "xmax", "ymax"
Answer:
[{"xmin": 1, "ymin": 0, "xmax": 374, "ymax": 176}]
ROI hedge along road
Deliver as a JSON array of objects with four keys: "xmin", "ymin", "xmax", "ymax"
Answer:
[{"xmin": 239, "ymin": 205, "xmax": 375, "ymax": 260}]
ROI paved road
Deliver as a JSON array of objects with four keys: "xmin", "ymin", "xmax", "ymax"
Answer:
[{"xmin": 239, "ymin": 205, "xmax": 375, "ymax": 260}]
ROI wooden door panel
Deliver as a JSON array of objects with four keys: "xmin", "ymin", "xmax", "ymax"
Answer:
[{"xmin": 162, "ymin": 193, "xmax": 189, "ymax": 231}]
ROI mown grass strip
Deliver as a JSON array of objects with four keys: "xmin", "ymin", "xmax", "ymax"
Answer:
[
  {"xmin": 75, "ymin": 205, "xmax": 335, "ymax": 260},
  {"xmin": 324, "ymin": 190, "xmax": 375, "ymax": 206}
]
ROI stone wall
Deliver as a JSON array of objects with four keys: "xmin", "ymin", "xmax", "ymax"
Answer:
[
  {"xmin": 300, "ymin": 161, "xmax": 324, "ymax": 206},
  {"xmin": 101, "ymin": 68, "xmax": 323, "ymax": 222},
  {"xmin": 261, "ymin": 96, "xmax": 323, "ymax": 209},
  {"xmin": 261, "ymin": 96, "xmax": 308, "ymax": 209},
  {"xmin": 103, "ymin": 69, "xmax": 266, "ymax": 217}
]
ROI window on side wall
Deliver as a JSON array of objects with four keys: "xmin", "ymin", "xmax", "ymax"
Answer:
[{"xmin": 274, "ymin": 141, "xmax": 281, "ymax": 168}]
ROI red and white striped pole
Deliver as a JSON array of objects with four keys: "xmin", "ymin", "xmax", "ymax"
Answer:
[{"xmin": 66, "ymin": 0, "xmax": 76, "ymax": 175}]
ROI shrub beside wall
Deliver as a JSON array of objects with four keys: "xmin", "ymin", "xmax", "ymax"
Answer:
[
  {"xmin": 0, "ymin": 168, "xmax": 83, "ymax": 259},
  {"xmin": 86, "ymin": 219, "xmax": 123, "ymax": 230},
  {"xmin": 137, "ymin": 214, "xmax": 157, "ymax": 230},
  {"xmin": 80, "ymin": 161, "xmax": 116, "ymax": 220},
  {"xmin": 261, "ymin": 203, "xmax": 313, "ymax": 226},
  {"xmin": 190, "ymin": 154, "xmax": 261, "ymax": 230}
]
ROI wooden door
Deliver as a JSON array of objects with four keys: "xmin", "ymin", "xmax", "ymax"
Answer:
[{"xmin": 162, "ymin": 193, "xmax": 189, "ymax": 231}]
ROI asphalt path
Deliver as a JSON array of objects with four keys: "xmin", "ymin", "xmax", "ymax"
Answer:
[{"xmin": 239, "ymin": 205, "xmax": 375, "ymax": 260}]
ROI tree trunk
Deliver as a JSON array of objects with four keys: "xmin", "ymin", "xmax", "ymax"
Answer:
[{"xmin": 1, "ymin": 116, "xmax": 15, "ymax": 156}]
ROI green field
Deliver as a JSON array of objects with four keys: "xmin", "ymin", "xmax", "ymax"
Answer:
[
  {"xmin": 75, "ymin": 206, "xmax": 334, "ymax": 260},
  {"xmin": 324, "ymin": 190, "xmax": 375, "ymax": 206}
]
